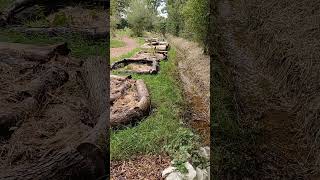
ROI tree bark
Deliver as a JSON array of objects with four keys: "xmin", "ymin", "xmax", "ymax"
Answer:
[
  {"xmin": 0, "ymin": 42, "xmax": 70, "ymax": 62},
  {"xmin": 0, "ymin": 67, "xmax": 69, "ymax": 130},
  {"xmin": 111, "ymin": 80, "xmax": 150, "ymax": 127}
]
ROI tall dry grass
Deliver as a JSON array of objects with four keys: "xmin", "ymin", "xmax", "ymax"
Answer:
[{"xmin": 233, "ymin": 0, "xmax": 320, "ymax": 169}]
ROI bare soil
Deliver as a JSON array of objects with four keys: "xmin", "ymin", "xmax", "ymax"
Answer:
[{"xmin": 110, "ymin": 154, "xmax": 171, "ymax": 180}]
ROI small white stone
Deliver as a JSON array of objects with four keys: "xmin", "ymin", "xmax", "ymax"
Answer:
[
  {"xmin": 198, "ymin": 146, "xmax": 210, "ymax": 160},
  {"xmin": 207, "ymin": 167, "xmax": 210, "ymax": 179},
  {"xmin": 184, "ymin": 162, "xmax": 197, "ymax": 180},
  {"xmin": 195, "ymin": 167, "xmax": 209, "ymax": 180},
  {"xmin": 162, "ymin": 166, "xmax": 177, "ymax": 178},
  {"xmin": 166, "ymin": 172, "xmax": 183, "ymax": 180}
]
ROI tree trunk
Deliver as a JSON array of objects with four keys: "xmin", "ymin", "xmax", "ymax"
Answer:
[{"xmin": 0, "ymin": 42, "xmax": 70, "ymax": 62}]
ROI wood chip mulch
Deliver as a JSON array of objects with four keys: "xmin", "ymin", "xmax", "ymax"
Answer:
[{"xmin": 111, "ymin": 154, "xmax": 171, "ymax": 180}]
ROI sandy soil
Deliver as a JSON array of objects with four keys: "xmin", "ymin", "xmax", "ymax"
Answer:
[{"xmin": 111, "ymin": 36, "xmax": 138, "ymax": 58}]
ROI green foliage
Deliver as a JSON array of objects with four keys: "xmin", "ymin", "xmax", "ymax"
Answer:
[
  {"xmin": 127, "ymin": 0, "xmax": 157, "ymax": 36},
  {"xmin": 52, "ymin": 12, "xmax": 71, "ymax": 27},
  {"xmin": 166, "ymin": 0, "xmax": 210, "ymax": 47},
  {"xmin": 0, "ymin": 0, "xmax": 12, "ymax": 10},
  {"xmin": 181, "ymin": 0, "xmax": 209, "ymax": 44},
  {"xmin": 110, "ymin": 15, "xmax": 121, "ymax": 36}
]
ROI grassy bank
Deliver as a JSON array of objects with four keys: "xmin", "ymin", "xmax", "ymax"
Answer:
[
  {"xmin": 111, "ymin": 48, "xmax": 199, "ymax": 161},
  {"xmin": 0, "ymin": 29, "xmax": 107, "ymax": 58}
]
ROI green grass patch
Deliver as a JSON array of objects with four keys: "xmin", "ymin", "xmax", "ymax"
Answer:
[
  {"xmin": 0, "ymin": 29, "xmax": 107, "ymax": 58},
  {"xmin": 0, "ymin": 0, "xmax": 12, "ymax": 11},
  {"xmin": 212, "ymin": 59, "xmax": 259, "ymax": 178},
  {"xmin": 110, "ymin": 47, "xmax": 199, "ymax": 160},
  {"xmin": 110, "ymin": 39, "xmax": 125, "ymax": 48}
]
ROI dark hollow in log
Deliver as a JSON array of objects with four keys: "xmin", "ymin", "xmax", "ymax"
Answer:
[
  {"xmin": 111, "ymin": 59, "xmax": 159, "ymax": 74},
  {"xmin": 0, "ymin": 42, "xmax": 70, "ymax": 62}
]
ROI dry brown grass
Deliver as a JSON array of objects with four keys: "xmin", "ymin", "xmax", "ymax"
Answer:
[
  {"xmin": 167, "ymin": 35, "xmax": 210, "ymax": 107},
  {"xmin": 231, "ymin": 0, "xmax": 320, "ymax": 173}
]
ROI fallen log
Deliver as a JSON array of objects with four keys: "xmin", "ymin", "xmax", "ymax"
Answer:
[
  {"xmin": 110, "ymin": 82, "xmax": 130, "ymax": 103},
  {"xmin": 0, "ymin": 67, "xmax": 69, "ymax": 131},
  {"xmin": 111, "ymin": 79, "xmax": 150, "ymax": 127},
  {"xmin": 132, "ymin": 52, "xmax": 167, "ymax": 61},
  {"xmin": 0, "ymin": 42, "xmax": 70, "ymax": 62},
  {"xmin": 81, "ymin": 57, "xmax": 109, "ymax": 116},
  {"xmin": 0, "ymin": 59, "xmax": 108, "ymax": 180},
  {"xmin": 0, "ymin": 112, "xmax": 107, "ymax": 179},
  {"xmin": 111, "ymin": 59, "xmax": 159, "ymax": 74},
  {"xmin": 10, "ymin": 27, "xmax": 109, "ymax": 40},
  {"xmin": 0, "ymin": 111, "xmax": 109, "ymax": 180}
]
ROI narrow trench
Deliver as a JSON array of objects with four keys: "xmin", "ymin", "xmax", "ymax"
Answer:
[{"xmin": 175, "ymin": 49, "xmax": 210, "ymax": 146}]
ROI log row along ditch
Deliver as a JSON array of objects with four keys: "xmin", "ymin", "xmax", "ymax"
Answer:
[
  {"xmin": 110, "ymin": 37, "xmax": 170, "ymax": 127},
  {"xmin": 0, "ymin": 42, "xmax": 108, "ymax": 179},
  {"xmin": 0, "ymin": 0, "xmax": 108, "ymax": 40}
]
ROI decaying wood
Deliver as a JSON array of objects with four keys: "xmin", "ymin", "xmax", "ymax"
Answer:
[
  {"xmin": 11, "ymin": 27, "xmax": 109, "ymax": 40},
  {"xmin": 0, "ymin": 97, "xmax": 37, "ymax": 131},
  {"xmin": 0, "ymin": 42, "xmax": 70, "ymax": 62},
  {"xmin": 82, "ymin": 57, "xmax": 109, "ymax": 116},
  {"xmin": 0, "ymin": 67, "xmax": 69, "ymax": 130},
  {"xmin": 0, "ymin": 147, "xmax": 105, "ymax": 180},
  {"xmin": 0, "ymin": 42, "xmax": 108, "ymax": 179},
  {"xmin": 111, "ymin": 59, "xmax": 159, "ymax": 74},
  {"xmin": 111, "ymin": 79, "xmax": 150, "ymax": 127},
  {"xmin": 110, "ymin": 82, "xmax": 130, "ymax": 103}
]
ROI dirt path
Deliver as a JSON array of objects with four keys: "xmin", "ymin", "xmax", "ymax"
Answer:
[
  {"xmin": 217, "ymin": 0, "xmax": 310, "ymax": 179},
  {"xmin": 111, "ymin": 36, "xmax": 138, "ymax": 58}
]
